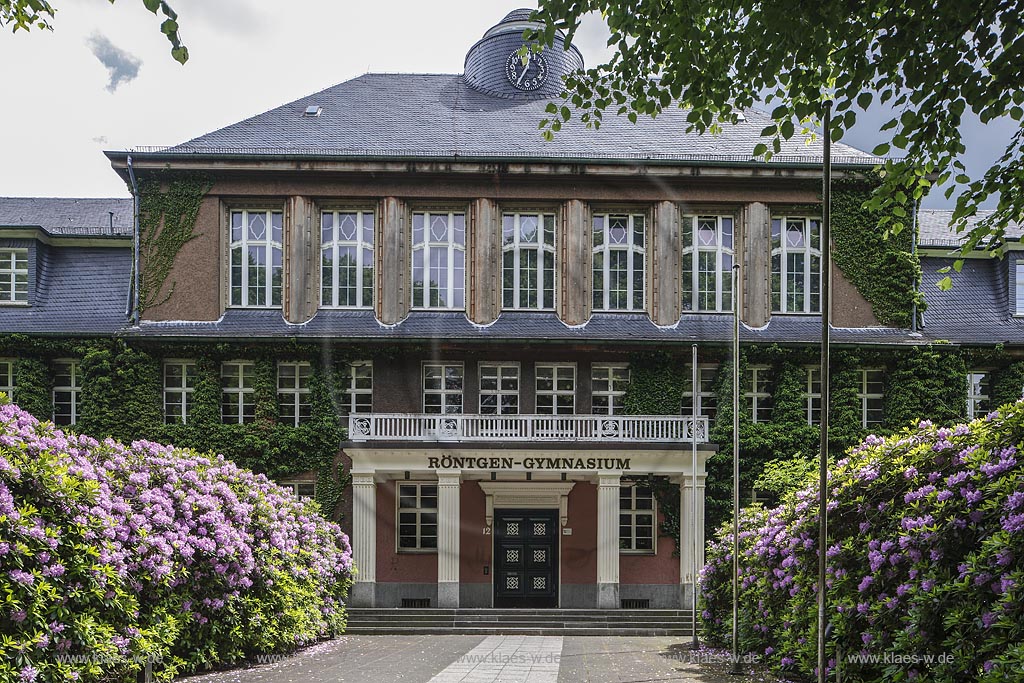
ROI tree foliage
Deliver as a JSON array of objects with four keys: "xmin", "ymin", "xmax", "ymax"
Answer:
[
  {"xmin": 529, "ymin": 1, "xmax": 1023, "ymax": 276},
  {"xmin": 0, "ymin": 0, "xmax": 187, "ymax": 63}
]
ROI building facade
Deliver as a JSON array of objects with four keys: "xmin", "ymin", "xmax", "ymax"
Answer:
[{"xmin": 1, "ymin": 10, "xmax": 1021, "ymax": 610}]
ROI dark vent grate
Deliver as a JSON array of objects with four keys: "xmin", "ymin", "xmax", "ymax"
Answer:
[
  {"xmin": 621, "ymin": 599, "xmax": 650, "ymax": 609},
  {"xmin": 401, "ymin": 598, "xmax": 431, "ymax": 608}
]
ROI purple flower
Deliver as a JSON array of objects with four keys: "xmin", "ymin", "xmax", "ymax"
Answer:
[{"xmin": 19, "ymin": 666, "xmax": 37, "ymax": 682}]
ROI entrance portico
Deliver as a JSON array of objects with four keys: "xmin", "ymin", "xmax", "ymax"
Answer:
[{"xmin": 345, "ymin": 414, "xmax": 711, "ymax": 610}]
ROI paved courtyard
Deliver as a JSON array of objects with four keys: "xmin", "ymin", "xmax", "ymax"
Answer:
[{"xmin": 182, "ymin": 635, "xmax": 781, "ymax": 683}]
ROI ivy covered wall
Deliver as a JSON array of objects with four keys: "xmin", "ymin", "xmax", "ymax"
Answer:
[
  {"xmin": 3, "ymin": 335, "xmax": 351, "ymax": 519},
  {"xmin": 623, "ymin": 343, "xmax": 1011, "ymax": 546}
]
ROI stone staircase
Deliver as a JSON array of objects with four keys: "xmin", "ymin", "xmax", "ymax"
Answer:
[{"xmin": 344, "ymin": 608, "xmax": 695, "ymax": 636}]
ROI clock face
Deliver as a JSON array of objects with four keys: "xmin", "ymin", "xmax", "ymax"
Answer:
[{"xmin": 505, "ymin": 50, "xmax": 549, "ymax": 91}]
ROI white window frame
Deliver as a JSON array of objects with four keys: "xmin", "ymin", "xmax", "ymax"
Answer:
[
  {"xmin": 281, "ymin": 481, "xmax": 316, "ymax": 499},
  {"xmin": 411, "ymin": 211, "xmax": 466, "ymax": 310},
  {"xmin": 619, "ymin": 483, "xmax": 656, "ymax": 553},
  {"xmin": 341, "ymin": 361, "xmax": 373, "ymax": 414},
  {"xmin": 858, "ymin": 368, "xmax": 885, "ymax": 428},
  {"xmin": 771, "ymin": 216, "xmax": 822, "ymax": 314},
  {"xmin": 591, "ymin": 363, "xmax": 630, "ymax": 415},
  {"xmin": 163, "ymin": 359, "xmax": 197, "ymax": 424},
  {"xmin": 1016, "ymin": 262, "xmax": 1024, "ymax": 315},
  {"xmin": 277, "ymin": 361, "xmax": 312, "ymax": 426},
  {"xmin": 682, "ymin": 215, "xmax": 735, "ymax": 312},
  {"xmin": 0, "ymin": 249, "xmax": 28, "ymax": 304},
  {"xmin": 592, "ymin": 213, "xmax": 646, "ymax": 312},
  {"xmin": 502, "ymin": 212, "xmax": 556, "ymax": 310},
  {"xmin": 535, "ymin": 363, "xmax": 576, "ymax": 415},
  {"xmin": 221, "ymin": 361, "xmax": 256, "ymax": 424},
  {"xmin": 805, "ymin": 366, "xmax": 822, "ymax": 426},
  {"xmin": 422, "ymin": 362, "xmax": 464, "ymax": 414},
  {"xmin": 52, "ymin": 359, "xmax": 80, "ymax": 426},
  {"xmin": 967, "ymin": 371, "xmax": 991, "ymax": 420},
  {"xmin": 479, "ymin": 362, "xmax": 520, "ymax": 415},
  {"xmin": 229, "ymin": 209, "xmax": 283, "ymax": 308},
  {"xmin": 397, "ymin": 482, "xmax": 438, "ymax": 552},
  {"xmin": 321, "ymin": 210, "xmax": 374, "ymax": 308},
  {"xmin": 745, "ymin": 365, "xmax": 773, "ymax": 423},
  {"xmin": 682, "ymin": 364, "xmax": 718, "ymax": 420},
  {"xmin": 0, "ymin": 358, "xmax": 14, "ymax": 401}
]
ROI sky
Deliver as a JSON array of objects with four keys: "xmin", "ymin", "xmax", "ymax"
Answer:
[{"xmin": 0, "ymin": 0, "xmax": 1014, "ymax": 208}]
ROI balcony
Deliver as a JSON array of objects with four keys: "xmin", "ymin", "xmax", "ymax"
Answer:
[{"xmin": 347, "ymin": 413, "xmax": 709, "ymax": 444}]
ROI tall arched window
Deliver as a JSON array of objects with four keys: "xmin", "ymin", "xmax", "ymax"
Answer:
[
  {"xmin": 592, "ymin": 213, "xmax": 645, "ymax": 311},
  {"xmin": 771, "ymin": 216, "xmax": 821, "ymax": 313},
  {"xmin": 682, "ymin": 215, "xmax": 734, "ymax": 312},
  {"xmin": 321, "ymin": 210, "xmax": 374, "ymax": 308}
]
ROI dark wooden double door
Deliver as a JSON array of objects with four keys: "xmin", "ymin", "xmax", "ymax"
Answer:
[{"xmin": 494, "ymin": 509, "xmax": 558, "ymax": 608}]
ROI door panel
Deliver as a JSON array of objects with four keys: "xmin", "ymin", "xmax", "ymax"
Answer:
[{"xmin": 494, "ymin": 509, "xmax": 558, "ymax": 608}]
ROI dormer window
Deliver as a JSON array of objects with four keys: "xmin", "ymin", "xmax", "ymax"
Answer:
[{"xmin": 0, "ymin": 249, "xmax": 28, "ymax": 304}]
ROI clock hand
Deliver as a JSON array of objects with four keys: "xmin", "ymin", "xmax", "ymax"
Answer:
[{"xmin": 516, "ymin": 54, "xmax": 531, "ymax": 86}]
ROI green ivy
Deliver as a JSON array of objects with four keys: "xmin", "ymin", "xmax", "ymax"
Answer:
[
  {"xmin": 830, "ymin": 175, "xmax": 925, "ymax": 327},
  {"xmin": 138, "ymin": 172, "xmax": 213, "ymax": 311}
]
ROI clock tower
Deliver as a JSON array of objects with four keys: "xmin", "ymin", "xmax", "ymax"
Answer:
[{"xmin": 463, "ymin": 8, "xmax": 584, "ymax": 99}]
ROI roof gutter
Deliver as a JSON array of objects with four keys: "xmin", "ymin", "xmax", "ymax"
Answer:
[{"xmin": 126, "ymin": 155, "xmax": 141, "ymax": 327}]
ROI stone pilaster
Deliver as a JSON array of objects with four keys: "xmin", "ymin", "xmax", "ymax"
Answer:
[
  {"xmin": 558, "ymin": 199, "xmax": 591, "ymax": 326},
  {"xmin": 740, "ymin": 201, "xmax": 771, "ymax": 327},
  {"xmin": 284, "ymin": 196, "xmax": 317, "ymax": 324},
  {"xmin": 596, "ymin": 472, "xmax": 621, "ymax": 608},
  {"xmin": 377, "ymin": 197, "xmax": 409, "ymax": 324},
  {"xmin": 350, "ymin": 473, "xmax": 377, "ymax": 607},
  {"xmin": 468, "ymin": 198, "xmax": 501, "ymax": 324},
  {"xmin": 651, "ymin": 200, "xmax": 681, "ymax": 325},
  {"xmin": 437, "ymin": 471, "xmax": 462, "ymax": 608}
]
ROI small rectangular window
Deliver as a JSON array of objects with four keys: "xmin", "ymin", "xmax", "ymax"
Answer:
[
  {"xmin": 277, "ymin": 361, "xmax": 312, "ymax": 426},
  {"xmin": 229, "ymin": 209, "xmax": 283, "ymax": 308},
  {"xmin": 1016, "ymin": 263, "xmax": 1024, "ymax": 315},
  {"xmin": 805, "ymin": 367, "xmax": 822, "ymax": 426},
  {"xmin": 745, "ymin": 366, "xmax": 774, "ymax": 423},
  {"xmin": 619, "ymin": 484, "xmax": 655, "ymax": 552},
  {"xmin": 967, "ymin": 371, "xmax": 991, "ymax": 420},
  {"xmin": 682, "ymin": 365, "xmax": 717, "ymax": 420},
  {"xmin": 341, "ymin": 361, "xmax": 373, "ymax": 414},
  {"xmin": 423, "ymin": 363, "xmax": 463, "ymax": 414},
  {"xmin": 592, "ymin": 364, "xmax": 629, "ymax": 415},
  {"xmin": 164, "ymin": 360, "xmax": 197, "ymax": 424},
  {"xmin": 221, "ymin": 361, "xmax": 256, "ymax": 424},
  {"xmin": 0, "ymin": 358, "xmax": 15, "ymax": 401},
  {"xmin": 0, "ymin": 249, "xmax": 28, "ymax": 303},
  {"xmin": 281, "ymin": 481, "xmax": 317, "ymax": 499},
  {"xmin": 536, "ymin": 364, "xmax": 575, "ymax": 415},
  {"xmin": 397, "ymin": 482, "xmax": 438, "ymax": 551},
  {"xmin": 859, "ymin": 368, "xmax": 885, "ymax": 428},
  {"xmin": 479, "ymin": 363, "xmax": 519, "ymax": 415},
  {"xmin": 52, "ymin": 359, "xmax": 80, "ymax": 426}
]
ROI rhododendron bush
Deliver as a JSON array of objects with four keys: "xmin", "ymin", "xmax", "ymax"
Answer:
[
  {"xmin": 0, "ymin": 400, "xmax": 353, "ymax": 682},
  {"xmin": 700, "ymin": 402, "xmax": 1024, "ymax": 682}
]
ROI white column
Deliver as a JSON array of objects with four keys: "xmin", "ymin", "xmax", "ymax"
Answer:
[
  {"xmin": 437, "ymin": 471, "xmax": 462, "ymax": 608},
  {"xmin": 351, "ymin": 473, "xmax": 377, "ymax": 607},
  {"xmin": 596, "ymin": 472, "xmax": 620, "ymax": 608},
  {"xmin": 679, "ymin": 475, "xmax": 708, "ymax": 609}
]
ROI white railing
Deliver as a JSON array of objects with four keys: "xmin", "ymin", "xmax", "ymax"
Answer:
[{"xmin": 347, "ymin": 413, "xmax": 709, "ymax": 443}]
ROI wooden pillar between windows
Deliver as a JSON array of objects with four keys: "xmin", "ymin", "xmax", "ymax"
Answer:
[
  {"xmin": 740, "ymin": 202, "xmax": 771, "ymax": 327},
  {"xmin": 469, "ymin": 198, "xmax": 501, "ymax": 324},
  {"xmin": 651, "ymin": 200, "xmax": 682, "ymax": 326},
  {"xmin": 284, "ymin": 196, "xmax": 317, "ymax": 324},
  {"xmin": 558, "ymin": 199, "xmax": 591, "ymax": 326},
  {"xmin": 377, "ymin": 197, "xmax": 409, "ymax": 325}
]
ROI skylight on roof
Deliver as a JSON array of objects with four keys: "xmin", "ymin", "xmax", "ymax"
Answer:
[{"xmin": 303, "ymin": 106, "xmax": 322, "ymax": 117}]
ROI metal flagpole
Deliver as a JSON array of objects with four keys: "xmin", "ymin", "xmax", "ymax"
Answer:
[
  {"xmin": 691, "ymin": 343, "xmax": 699, "ymax": 650},
  {"xmin": 729, "ymin": 262, "xmax": 741, "ymax": 675},
  {"xmin": 817, "ymin": 100, "xmax": 834, "ymax": 683}
]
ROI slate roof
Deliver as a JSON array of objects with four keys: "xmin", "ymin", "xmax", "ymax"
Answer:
[
  {"xmin": 0, "ymin": 246, "xmax": 131, "ymax": 335},
  {"xmin": 156, "ymin": 74, "xmax": 879, "ymax": 166},
  {"xmin": 918, "ymin": 256, "xmax": 1024, "ymax": 343},
  {"xmin": 0, "ymin": 198, "xmax": 133, "ymax": 238},
  {"xmin": 917, "ymin": 209, "xmax": 1023, "ymax": 249},
  {"xmin": 123, "ymin": 309, "xmax": 921, "ymax": 346}
]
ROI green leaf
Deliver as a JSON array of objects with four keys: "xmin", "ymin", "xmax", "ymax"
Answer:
[
  {"xmin": 936, "ymin": 276, "xmax": 953, "ymax": 291},
  {"xmin": 872, "ymin": 143, "xmax": 890, "ymax": 156}
]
